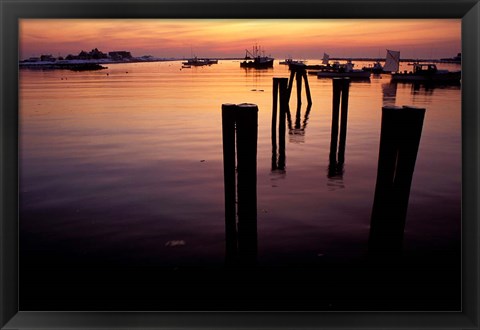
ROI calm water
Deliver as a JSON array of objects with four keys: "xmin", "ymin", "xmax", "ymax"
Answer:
[{"xmin": 19, "ymin": 60, "xmax": 461, "ymax": 310}]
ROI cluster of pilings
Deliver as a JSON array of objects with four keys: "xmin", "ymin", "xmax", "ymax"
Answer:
[
  {"xmin": 221, "ymin": 74, "xmax": 427, "ymax": 262},
  {"xmin": 287, "ymin": 64, "xmax": 312, "ymax": 106}
]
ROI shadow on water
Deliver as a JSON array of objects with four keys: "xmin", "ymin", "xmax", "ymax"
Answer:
[{"xmin": 368, "ymin": 105, "xmax": 426, "ymax": 258}]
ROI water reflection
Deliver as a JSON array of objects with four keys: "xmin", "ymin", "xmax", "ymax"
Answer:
[
  {"xmin": 242, "ymin": 67, "xmax": 273, "ymax": 75},
  {"xmin": 409, "ymin": 81, "xmax": 461, "ymax": 95},
  {"xmin": 287, "ymin": 103, "xmax": 312, "ymax": 144},
  {"xmin": 382, "ymin": 82, "xmax": 398, "ymax": 106},
  {"xmin": 368, "ymin": 105, "xmax": 426, "ymax": 257}
]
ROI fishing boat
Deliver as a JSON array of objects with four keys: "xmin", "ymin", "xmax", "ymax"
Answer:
[
  {"xmin": 391, "ymin": 63, "xmax": 461, "ymax": 83},
  {"xmin": 182, "ymin": 56, "xmax": 218, "ymax": 66},
  {"xmin": 362, "ymin": 49, "xmax": 400, "ymax": 73},
  {"xmin": 362, "ymin": 61, "xmax": 384, "ymax": 74},
  {"xmin": 279, "ymin": 58, "xmax": 305, "ymax": 65},
  {"xmin": 315, "ymin": 60, "xmax": 371, "ymax": 79},
  {"xmin": 440, "ymin": 53, "xmax": 461, "ymax": 64},
  {"xmin": 240, "ymin": 45, "xmax": 274, "ymax": 68}
]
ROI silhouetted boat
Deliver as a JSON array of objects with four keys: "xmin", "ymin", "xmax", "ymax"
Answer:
[
  {"xmin": 362, "ymin": 49, "xmax": 400, "ymax": 74},
  {"xmin": 362, "ymin": 61, "xmax": 384, "ymax": 74},
  {"xmin": 315, "ymin": 60, "xmax": 371, "ymax": 79},
  {"xmin": 240, "ymin": 45, "xmax": 274, "ymax": 68},
  {"xmin": 440, "ymin": 53, "xmax": 461, "ymax": 64},
  {"xmin": 182, "ymin": 57, "xmax": 218, "ymax": 66},
  {"xmin": 391, "ymin": 63, "xmax": 461, "ymax": 83},
  {"xmin": 279, "ymin": 58, "xmax": 305, "ymax": 65}
]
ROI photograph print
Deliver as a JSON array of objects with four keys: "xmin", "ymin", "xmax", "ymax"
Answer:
[{"xmin": 19, "ymin": 19, "xmax": 462, "ymax": 311}]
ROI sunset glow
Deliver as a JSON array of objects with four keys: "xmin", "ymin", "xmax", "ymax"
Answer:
[{"xmin": 20, "ymin": 19, "xmax": 461, "ymax": 60}]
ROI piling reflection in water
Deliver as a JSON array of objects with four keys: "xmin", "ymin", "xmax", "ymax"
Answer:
[
  {"xmin": 382, "ymin": 82, "xmax": 398, "ymax": 106},
  {"xmin": 369, "ymin": 105, "xmax": 426, "ymax": 257},
  {"xmin": 287, "ymin": 103, "xmax": 312, "ymax": 144},
  {"xmin": 328, "ymin": 78, "xmax": 350, "ymax": 182},
  {"xmin": 222, "ymin": 103, "xmax": 258, "ymax": 266}
]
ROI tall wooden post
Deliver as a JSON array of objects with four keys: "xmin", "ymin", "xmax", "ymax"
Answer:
[
  {"xmin": 338, "ymin": 78, "xmax": 350, "ymax": 164},
  {"xmin": 272, "ymin": 78, "xmax": 279, "ymax": 149},
  {"xmin": 369, "ymin": 105, "xmax": 426, "ymax": 257},
  {"xmin": 302, "ymin": 71, "xmax": 312, "ymax": 106},
  {"xmin": 278, "ymin": 78, "xmax": 288, "ymax": 170},
  {"xmin": 329, "ymin": 78, "xmax": 342, "ymax": 164},
  {"xmin": 271, "ymin": 78, "xmax": 280, "ymax": 170},
  {"xmin": 286, "ymin": 70, "xmax": 295, "ymax": 102},
  {"xmin": 329, "ymin": 78, "xmax": 350, "ymax": 166},
  {"xmin": 296, "ymin": 70, "xmax": 303, "ymax": 108},
  {"xmin": 221, "ymin": 103, "xmax": 259, "ymax": 265},
  {"xmin": 271, "ymin": 77, "xmax": 288, "ymax": 171},
  {"xmin": 235, "ymin": 103, "xmax": 258, "ymax": 264},
  {"xmin": 222, "ymin": 103, "xmax": 237, "ymax": 260}
]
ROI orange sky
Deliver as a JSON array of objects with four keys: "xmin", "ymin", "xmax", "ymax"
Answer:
[{"xmin": 19, "ymin": 19, "xmax": 461, "ymax": 60}]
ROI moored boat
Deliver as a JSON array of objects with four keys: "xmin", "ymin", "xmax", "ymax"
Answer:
[
  {"xmin": 362, "ymin": 49, "xmax": 400, "ymax": 73},
  {"xmin": 240, "ymin": 45, "xmax": 274, "ymax": 69},
  {"xmin": 182, "ymin": 56, "xmax": 218, "ymax": 66},
  {"xmin": 391, "ymin": 63, "xmax": 461, "ymax": 83},
  {"xmin": 280, "ymin": 58, "xmax": 305, "ymax": 65},
  {"xmin": 315, "ymin": 60, "xmax": 371, "ymax": 79},
  {"xmin": 440, "ymin": 53, "xmax": 461, "ymax": 64},
  {"xmin": 362, "ymin": 61, "xmax": 384, "ymax": 74}
]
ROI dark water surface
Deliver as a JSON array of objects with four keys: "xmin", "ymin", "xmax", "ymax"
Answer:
[{"xmin": 19, "ymin": 60, "xmax": 461, "ymax": 311}]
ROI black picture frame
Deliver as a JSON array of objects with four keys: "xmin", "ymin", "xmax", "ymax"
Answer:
[{"xmin": 1, "ymin": 0, "xmax": 478, "ymax": 328}]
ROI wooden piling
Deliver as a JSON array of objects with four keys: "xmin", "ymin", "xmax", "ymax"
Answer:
[
  {"xmin": 338, "ymin": 78, "xmax": 350, "ymax": 164},
  {"xmin": 329, "ymin": 78, "xmax": 342, "ymax": 163},
  {"xmin": 286, "ymin": 70, "xmax": 295, "ymax": 102},
  {"xmin": 222, "ymin": 102, "xmax": 259, "ymax": 264},
  {"xmin": 235, "ymin": 103, "xmax": 258, "ymax": 263},
  {"xmin": 278, "ymin": 78, "xmax": 288, "ymax": 170},
  {"xmin": 369, "ymin": 105, "xmax": 426, "ymax": 257},
  {"xmin": 272, "ymin": 78, "xmax": 279, "ymax": 149},
  {"xmin": 272, "ymin": 78, "xmax": 289, "ymax": 170},
  {"xmin": 296, "ymin": 71, "xmax": 303, "ymax": 108},
  {"xmin": 393, "ymin": 106, "xmax": 426, "ymax": 222},
  {"xmin": 302, "ymin": 71, "xmax": 312, "ymax": 106},
  {"xmin": 222, "ymin": 103, "xmax": 238, "ymax": 258}
]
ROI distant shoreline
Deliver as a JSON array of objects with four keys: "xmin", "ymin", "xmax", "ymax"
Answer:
[{"xmin": 19, "ymin": 56, "xmax": 460, "ymax": 71}]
